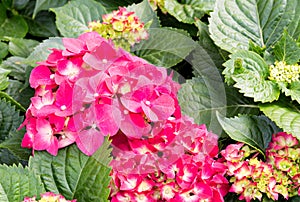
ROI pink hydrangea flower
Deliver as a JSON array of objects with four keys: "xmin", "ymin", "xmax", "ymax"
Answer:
[{"xmin": 109, "ymin": 116, "xmax": 229, "ymax": 201}]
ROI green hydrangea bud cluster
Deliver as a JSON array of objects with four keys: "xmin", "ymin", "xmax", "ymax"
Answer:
[
  {"xmin": 269, "ymin": 61, "xmax": 300, "ymax": 83},
  {"xmin": 221, "ymin": 132, "xmax": 300, "ymax": 202},
  {"xmin": 88, "ymin": 7, "xmax": 148, "ymax": 51}
]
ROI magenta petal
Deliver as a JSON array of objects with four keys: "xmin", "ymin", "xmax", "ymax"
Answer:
[
  {"xmin": 62, "ymin": 38, "xmax": 85, "ymax": 55},
  {"xmin": 29, "ymin": 65, "xmax": 54, "ymax": 88},
  {"xmin": 143, "ymin": 94, "xmax": 175, "ymax": 121},
  {"xmin": 76, "ymin": 129, "xmax": 104, "ymax": 155},
  {"xmin": 96, "ymin": 104, "xmax": 121, "ymax": 136}
]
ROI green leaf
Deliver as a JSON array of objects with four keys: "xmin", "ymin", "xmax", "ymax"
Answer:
[
  {"xmin": 33, "ymin": 0, "xmax": 68, "ymax": 18},
  {"xmin": 0, "ymin": 42, "xmax": 8, "ymax": 60},
  {"xmin": 279, "ymin": 81, "xmax": 300, "ymax": 104},
  {"xmin": 0, "ymin": 15, "xmax": 28, "ymax": 39},
  {"xmin": 5, "ymin": 80, "xmax": 34, "ymax": 109},
  {"xmin": 223, "ymin": 50, "xmax": 280, "ymax": 102},
  {"xmin": 51, "ymin": 0, "xmax": 107, "ymax": 38},
  {"xmin": 178, "ymin": 77, "xmax": 225, "ymax": 134},
  {"xmin": 178, "ymin": 77, "xmax": 259, "ymax": 134},
  {"xmin": 0, "ymin": 164, "xmax": 45, "ymax": 202},
  {"xmin": 273, "ymin": 30, "xmax": 300, "ymax": 64},
  {"xmin": 8, "ymin": 38, "xmax": 39, "ymax": 57},
  {"xmin": 26, "ymin": 37, "xmax": 63, "ymax": 67},
  {"xmin": 0, "ymin": 128, "xmax": 31, "ymax": 162},
  {"xmin": 26, "ymin": 11, "xmax": 59, "ymax": 37},
  {"xmin": 132, "ymin": 27, "xmax": 197, "ymax": 68},
  {"xmin": 29, "ymin": 138, "xmax": 112, "ymax": 201},
  {"xmin": 195, "ymin": 20, "xmax": 227, "ymax": 68},
  {"xmin": 0, "ymin": 98, "xmax": 23, "ymax": 143},
  {"xmin": 12, "ymin": 0, "xmax": 30, "ymax": 10},
  {"xmin": 0, "ymin": 97, "xmax": 24, "ymax": 163},
  {"xmin": 217, "ymin": 114, "xmax": 280, "ymax": 156},
  {"xmin": 127, "ymin": 0, "xmax": 160, "ymax": 28},
  {"xmin": 0, "ymin": 56, "xmax": 29, "ymax": 81},
  {"xmin": 95, "ymin": 0, "xmax": 139, "ymax": 12},
  {"xmin": 164, "ymin": 0, "xmax": 215, "ymax": 24},
  {"xmin": 209, "ymin": 0, "xmax": 300, "ymax": 53},
  {"xmin": 0, "ymin": 68, "xmax": 10, "ymax": 91},
  {"xmin": 259, "ymin": 102, "xmax": 300, "ymax": 139}
]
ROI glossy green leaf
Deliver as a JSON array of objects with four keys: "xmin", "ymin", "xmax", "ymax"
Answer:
[
  {"xmin": 217, "ymin": 114, "xmax": 280, "ymax": 156},
  {"xmin": 132, "ymin": 27, "xmax": 197, "ymax": 68},
  {"xmin": 223, "ymin": 50, "xmax": 280, "ymax": 102},
  {"xmin": 0, "ymin": 15, "xmax": 28, "ymax": 39},
  {"xmin": 26, "ymin": 37, "xmax": 63, "ymax": 67},
  {"xmin": 273, "ymin": 30, "xmax": 300, "ymax": 64},
  {"xmin": 164, "ymin": 0, "xmax": 215, "ymax": 24},
  {"xmin": 0, "ymin": 164, "xmax": 45, "ymax": 202},
  {"xmin": 209, "ymin": 0, "xmax": 300, "ymax": 53},
  {"xmin": 127, "ymin": 0, "xmax": 160, "ymax": 28},
  {"xmin": 8, "ymin": 38, "xmax": 39, "ymax": 57},
  {"xmin": 29, "ymin": 138, "xmax": 112, "ymax": 201},
  {"xmin": 51, "ymin": 0, "xmax": 107, "ymax": 38},
  {"xmin": 259, "ymin": 102, "xmax": 300, "ymax": 139},
  {"xmin": 33, "ymin": 0, "xmax": 67, "ymax": 18},
  {"xmin": 26, "ymin": 11, "xmax": 59, "ymax": 37},
  {"xmin": 0, "ymin": 42, "xmax": 8, "ymax": 60}
]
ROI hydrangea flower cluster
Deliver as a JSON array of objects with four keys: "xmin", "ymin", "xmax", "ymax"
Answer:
[
  {"xmin": 20, "ymin": 31, "xmax": 180, "ymax": 156},
  {"xmin": 268, "ymin": 61, "xmax": 300, "ymax": 83},
  {"xmin": 110, "ymin": 116, "xmax": 230, "ymax": 202},
  {"xmin": 221, "ymin": 132, "xmax": 300, "ymax": 202},
  {"xmin": 23, "ymin": 192, "xmax": 76, "ymax": 202},
  {"xmin": 88, "ymin": 7, "xmax": 148, "ymax": 51}
]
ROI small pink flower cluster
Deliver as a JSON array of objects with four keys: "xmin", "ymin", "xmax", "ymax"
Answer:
[
  {"xmin": 23, "ymin": 192, "xmax": 76, "ymax": 202},
  {"xmin": 21, "ymin": 31, "xmax": 180, "ymax": 156},
  {"xmin": 88, "ymin": 7, "xmax": 148, "ymax": 51},
  {"xmin": 221, "ymin": 132, "xmax": 300, "ymax": 202},
  {"xmin": 110, "ymin": 116, "xmax": 230, "ymax": 202}
]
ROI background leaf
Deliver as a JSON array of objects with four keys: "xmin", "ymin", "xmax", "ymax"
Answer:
[
  {"xmin": 26, "ymin": 11, "xmax": 59, "ymax": 37},
  {"xmin": 195, "ymin": 20, "xmax": 227, "ymax": 69},
  {"xmin": 33, "ymin": 0, "xmax": 68, "ymax": 18},
  {"xmin": 95, "ymin": 0, "xmax": 141, "ymax": 12},
  {"xmin": 279, "ymin": 81, "xmax": 300, "ymax": 104},
  {"xmin": 29, "ymin": 138, "xmax": 112, "ymax": 201},
  {"xmin": 0, "ymin": 15, "xmax": 28, "ymax": 39},
  {"xmin": 178, "ymin": 77, "xmax": 259, "ymax": 134},
  {"xmin": 259, "ymin": 102, "xmax": 300, "ymax": 140},
  {"xmin": 273, "ymin": 30, "xmax": 300, "ymax": 64},
  {"xmin": 51, "ymin": 0, "xmax": 107, "ymax": 38},
  {"xmin": 209, "ymin": 0, "xmax": 300, "ymax": 53},
  {"xmin": 132, "ymin": 27, "xmax": 197, "ymax": 68},
  {"xmin": 0, "ymin": 42, "xmax": 8, "ymax": 61},
  {"xmin": 217, "ymin": 114, "xmax": 280, "ymax": 156},
  {"xmin": 127, "ymin": 0, "xmax": 160, "ymax": 28},
  {"xmin": 8, "ymin": 38, "xmax": 39, "ymax": 58},
  {"xmin": 223, "ymin": 50, "xmax": 280, "ymax": 102},
  {"xmin": 0, "ymin": 164, "xmax": 45, "ymax": 202},
  {"xmin": 0, "ymin": 128, "xmax": 31, "ymax": 163},
  {"xmin": 164, "ymin": 0, "xmax": 215, "ymax": 24}
]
